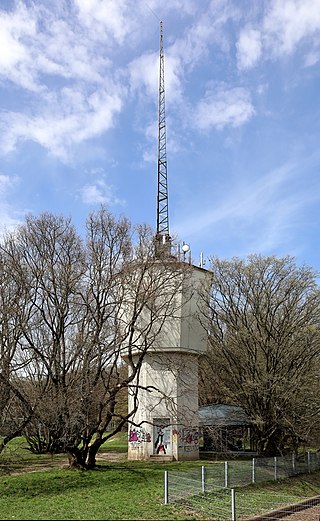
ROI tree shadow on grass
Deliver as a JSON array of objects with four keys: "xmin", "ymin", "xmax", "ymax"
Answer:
[{"xmin": 0, "ymin": 463, "xmax": 165, "ymax": 500}]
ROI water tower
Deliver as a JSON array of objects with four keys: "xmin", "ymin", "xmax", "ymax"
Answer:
[{"xmin": 126, "ymin": 22, "xmax": 209, "ymax": 461}]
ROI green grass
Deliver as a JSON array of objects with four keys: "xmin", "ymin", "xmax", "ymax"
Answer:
[
  {"xmin": 0, "ymin": 437, "xmax": 67, "ymax": 475},
  {"xmin": 102, "ymin": 431, "xmax": 128, "ymax": 453},
  {"xmin": 1, "ymin": 459, "xmax": 320, "ymax": 520},
  {"xmin": 181, "ymin": 472, "xmax": 320, "ymax": 520},
  {"xmin": 1, "ymin": 437, "xmax": 320, "ymax": 520},
  {"xmin": 0, "ymin": 460, "xmax": 204, "ymax": 520},
  {"xmin": 0, "ymin": 434, "xmax": 204, "ymax": 519},
  {"xmin": 0, "ymin": 431, "xmax": 128, "ymax": 472}
]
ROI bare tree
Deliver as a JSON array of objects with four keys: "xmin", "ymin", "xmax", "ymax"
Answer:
[
  {"xmin": 69, "ymin": 213, "xmax": 186, "ymax": 468},
  {"xmin": 0, "ymin": 208, "xmax": 187, "ymax": 468},
  {"xmin": 0, "ymin": 213, "xmax": 86, "ymax": 455},
  {"xmin": 200, "ymin": 254, "xmax": 320, "ymax": 456},
  {"xmin": 0, "ymin": 247, "xmax": 38, "ymax": 454}
]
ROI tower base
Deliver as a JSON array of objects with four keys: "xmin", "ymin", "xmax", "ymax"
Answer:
[{"xmin": 127, "ymin": 352, "xmax": 201, "ymax": 461}]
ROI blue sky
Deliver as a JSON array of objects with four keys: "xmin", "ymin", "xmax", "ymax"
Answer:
[{"xmin": 1, "ymin": 0, "xmax": 320, "ymax": 272}]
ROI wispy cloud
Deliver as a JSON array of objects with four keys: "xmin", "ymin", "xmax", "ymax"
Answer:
[
  {"xmin": 79, "ymin": 169, "xmax": 125, "ymax": 207},
  {"xmin": 237, "ymin": 28, "xmax": 262, "ymax": 70},
  {"xmin": 263, "ymin": 0, "xmax": 320, "ymax": 56},
  {"xmin": 194, "ymin": 86, "xmax": 255, "ymax": 130},
  {"xmin": 0, "ymin": 174, "xmax": 17, "ymax": 196},
  {"xmin": 0, "ymin": 0, "xmax": 319, "ymax": 273},
  {"xmin": 0, "ymin": 89, "xmax": 123, "ymax": 161},
  {"xmin": 0, "ymin": 0, "xmax": 252, "ymax": 163},
  {"xmin": 74, "ymin": 0, "xmax": 134, "ymax": 45},
  {"xmin": 174, "ymin": 158, "xmax": 316, "ymax": 256},
  {"xmin": 236, "ymin": 0, "xmax": 320, "ymax": 70},
  {"xmin": 0, "ymin": 174, "xmax": 23, "ymax": 235},
  {"xmin": 0, "ymin": 1, "xmax": 126, "ymax": 160}
]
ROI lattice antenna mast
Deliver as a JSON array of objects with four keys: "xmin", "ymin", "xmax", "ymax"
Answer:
[{"xmin": 155, "ymin": 21, "xmax": 172, "ymax": 258}]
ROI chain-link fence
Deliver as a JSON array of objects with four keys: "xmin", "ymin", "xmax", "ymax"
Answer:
[{"xmin": 164, "ymin": 452, "xmax": 320, "ymax": 520}]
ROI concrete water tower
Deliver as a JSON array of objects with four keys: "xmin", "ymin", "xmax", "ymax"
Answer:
[{"xmin": 126, "ymin": 22, "xmax": 209, "ymax": 461}]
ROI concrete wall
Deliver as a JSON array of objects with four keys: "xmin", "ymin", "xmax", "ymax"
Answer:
[
  {"xmin": 121, "ymin": 262, "xmax": 210, "ymax": 461},
  {"xmin": 121, "ymin": 263, "xmax": 210, "ymax": 355},
  {"xmin": 127, "ymin": 352, "xmax": 201, "ymax": 460}
]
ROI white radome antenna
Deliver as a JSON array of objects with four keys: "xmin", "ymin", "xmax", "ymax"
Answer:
[{"xmin": 181, "ymin": 242, "xmax": 191, "ymax": 263}]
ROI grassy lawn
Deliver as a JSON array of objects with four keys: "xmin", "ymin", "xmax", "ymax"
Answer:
[
  {"xmin": 1, "ymin": 462, "xmax": 320, "ymax": 521},
  {"xmin": 1, "ymin": 436, "xmax": 320, "ymax": 520},
  {"xmin": 0, "ymin": 434, "xmax": 202, "ymax": 520},
  {"xmin": 0, "ymin": 460, "xmax": 204, "ymax": 520},
  {"xmin": 101, "ymin": 431, "xmax": 129, "ymax": 452},
  {"xmin": 0, "ymin": 432, "xmax": 128, "ymax": 474}
]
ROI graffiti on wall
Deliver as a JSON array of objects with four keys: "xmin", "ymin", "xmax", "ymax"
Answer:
[
  {"xmin": 129, "ymin": 427, "xmax": 151, "ymax": 448},
  {"xmin": 153, "ymin": 418, "xmax": 171, "ymax": 455},
  {"xmin": 172, "ymin": 429, "xmax": 179, "ymax": 442},
  {"xmin": 154, "ymin": 427, "xmax": 167, "ymax": 454},
  {"xmin": 182, "ymin": 428, "xmax": 199, "ymax": 452},
  {"xmin": 174, "ymin": 429, "xmax": 184, "ymax": 448}
]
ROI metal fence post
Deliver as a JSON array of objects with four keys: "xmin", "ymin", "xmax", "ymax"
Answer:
[
  {"xmin": 252, "ymin": 457, "xmax": 255, "ymax": 484},
  {"xmin": 274, "ymin": 456, "xmax": 277, "ymax": 481},
  {"xmin": 231, "ymin": 488, "xmax": 236, "ymax": 521},
  {"xmin": 164, "ymin": 471, "xmax": 168, "ymax": 504},
  {"xmin": 225, "ymin": 461, "xmax": 229, "ymax": 488},
  {"xmin": 201, "ymin": 465, "xmax": 206, "ymax": 495}
]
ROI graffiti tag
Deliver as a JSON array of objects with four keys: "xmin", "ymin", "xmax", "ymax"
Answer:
[{"xmin": 129, "ymin": 428, "xmax": 151, "ymax": 444}]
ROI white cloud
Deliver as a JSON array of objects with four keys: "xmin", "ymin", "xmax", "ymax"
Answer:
[
  {"xmin": 0, "ymin": 0, "xmax": 245, "ymax": 162},
  {"xmin": 81, "ymin": 184, "xmax": 108, "ymax": 205},
  {"xmin": 0, "ymin": 2, "xmax": 112, "ymax": 91},
  {"xmin": 74, "ymin": 0, "xmax": 134, "ymax": 45},
  {"xmin": 128, "ymin": 50, "xmax": 183, "ymax": 105},
  {"xmin": 128, "ymin": 0, "xmax": 241, "ymax": 110},
  {"xmin": 0, "ymin": 207, "xmax": 22, "ymax": 237},
  {"xmin": 0, "ymin": 174, "xmax": 22, "ymax": 235},
  {"xmin": 128, "ymin": 52, "xmax": 159, "ymax": 99},
  {"xmin": 145, "ymin": 0, "xmax": 197, "ymax": 17},
  {"xmin": 236, "ymin": 28, "xmax": 262, "ymax": 70},
  {"xmin": 194, "ymin": 86, "xmax": 255, "ymax": 130},
  {"xmin": 0, "ymin": 2, "xmax": 42, "ymax": 92},
  {"xmin": 263, "ymin": 0, "xmax": 320, "ymax": 56},
  {"xmin": 0, "ymin": 6, "xmax": 32, "ymax": 68},
  {"xmin": 0, "ymin": 87, "xmax": 123, "ymax": 160},
  {"xmin": 0, "ymin": 1, "xmax": 127, "ymax": 160},
  {"xmin": 79, "ymin": 178, "xmax": 124, "ymax": 206},
  {"xmin": 0, "ymin": 174, "xmax": 16, "ymax": 196},
  {"xmin": 304, "ymin": 46, "xmax": 320, "ymax": 67},
  {"xmin": 168, "ymin": 0, "xmax": 241, "ymax": 71},
  {"xmin": 236, "ymin": 0, "xmax": 320, "ymax": 69}
]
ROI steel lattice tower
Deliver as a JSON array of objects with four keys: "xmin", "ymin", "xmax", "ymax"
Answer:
[{"xmin": 155, "ymin": 21, "xmax": 172, "ymax": 258}]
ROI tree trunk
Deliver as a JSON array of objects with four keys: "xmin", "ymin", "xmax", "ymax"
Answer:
[
  {"xmin": 86, "ymin": 446, "xmax": 98, "ymax": 470},
  {"xmin": 67, "ymin": 447, "xmax": 87, "ymax": 469}
]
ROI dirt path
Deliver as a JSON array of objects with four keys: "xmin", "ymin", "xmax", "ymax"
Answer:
[{"xmin": 96, "ymin": 451, "xmax": 127, "ymax": 462}]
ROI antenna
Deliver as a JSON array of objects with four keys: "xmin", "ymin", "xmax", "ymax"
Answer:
[{"xmin": 155, "ymin": 21, "xmax": 172, "ymax": 259}]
